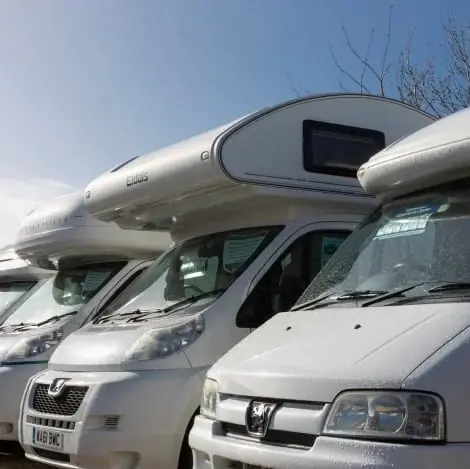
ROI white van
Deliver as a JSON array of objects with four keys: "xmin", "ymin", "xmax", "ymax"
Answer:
[
  {"xmin": 0, "ymin": 191, "xmax": 170, "ymax": 447},
  {"xmin": 0, "ymin": 244, "xmax": 51, "ymax": 324},
  {"xmin": 186, "ymin": 107, "xmax": 470, "ymax": 469},
  {"xmin": 19, "ymin": 93, "xmax": 434, "ymax": 469}
]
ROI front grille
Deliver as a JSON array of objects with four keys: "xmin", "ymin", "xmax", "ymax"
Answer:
[
  {"xmin": 26, "ymin": 415, "xmax": 76, "ymax": 430},
  {"xmin": 32, "ymin": 383, "xmax": 88, "ymax": 416},
  {"xmin": 34, "ymin": 448, "xmax": 70, "ymax": 463}
]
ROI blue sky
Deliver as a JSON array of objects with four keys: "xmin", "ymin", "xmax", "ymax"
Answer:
[{"xmin": 0, "ymin": 0, "xmax": 466, "ymax": 243}]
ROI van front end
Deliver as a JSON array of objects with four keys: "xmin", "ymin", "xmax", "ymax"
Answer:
[
  {"xmin": 0, "ymin": 361, "xmax": 46, "ymax": 442},
  {"xmin": 190, "ymin": 177, "xmax": 470, "ymax": 468},
  {"xmin": 18, "ymin": 314, "xmax": 209, "ymax": 469},
  {"xmin": 19, "ymin": 366, "xmax": 204, "ymax": 469},
  {"xmin": 189, "ymin": 302, "xmax": 470, "ymax": 469},
  {"xmin": 0, "ymin": 325, "xmax": 67, "ymax": 444}
]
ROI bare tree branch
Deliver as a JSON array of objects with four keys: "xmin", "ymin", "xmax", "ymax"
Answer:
[
  {"xmin": 327, "ymin": 4, "xmax": 470, "ymax": 118},
  {"xmin": 328, "ymin": 42, "xmax": 373, "ymax": 94},
  {"xmin": 329, "ymin": 4, "xmax": 396, "ymax": 98}
]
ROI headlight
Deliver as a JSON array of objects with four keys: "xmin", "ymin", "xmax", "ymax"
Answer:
[
  {"xmin": 323, "ymin": 391, "xmax": 445, "ymax": 442},
  {"xmin": 3, "ymin": 328, "xmax": 64, "ymax": 361},
  {"xmin": 124, "ymin": 314, "xmax": 205, "ymax": 361},
  {"xmin": 201, "ymin": 378, "xmax": 219, "ymax": 420}
]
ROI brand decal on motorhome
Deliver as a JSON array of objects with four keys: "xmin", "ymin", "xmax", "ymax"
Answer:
[{"xmin": 126, "ymin": 172, "xmax": 149, "ymax": 187}]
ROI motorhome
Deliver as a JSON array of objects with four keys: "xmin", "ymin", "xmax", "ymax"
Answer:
[
  {"xmin": 186, "ymin": 107, "xmax": 470, "ymax": 469},
  {"xmin": 0, "ymin": 191, "xmax": 170, "ymax": 448},
  {"xmin": 0, "ymin": 244, "xmax": 52, "ymax": 324},
  {"xmin": 19, "ymin": 93, "xmax": 434, "ymax": 469}
]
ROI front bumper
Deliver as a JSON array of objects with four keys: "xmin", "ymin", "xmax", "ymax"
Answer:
[
  {"xmin": 20, "ymin": 367, "xmax": 205, "ymax": 469},
  {"xmin": 190, "ymin": 415, "xmax": 470, "ymax": 469},
  {"xmin": 0, "ymin": 363, "xmax": 46, "ymax": 441}
]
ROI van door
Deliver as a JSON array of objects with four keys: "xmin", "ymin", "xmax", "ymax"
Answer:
[{"xmin": 236, "ymin": 223, "xmax": 355, "ymax": 329}]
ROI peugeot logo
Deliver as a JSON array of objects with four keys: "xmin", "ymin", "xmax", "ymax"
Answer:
[
  {"xmin": 245, "ymin": 400, "xmax": 279, "ymax": 438},
  {"xmin": 48, "ymin": 378, "xmax": 69, "ymax": 398}
]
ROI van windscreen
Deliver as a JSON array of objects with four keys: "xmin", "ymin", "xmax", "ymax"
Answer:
[{"xmin": 297, "ymin": 178, "xmax": 470, "ymax": 306}]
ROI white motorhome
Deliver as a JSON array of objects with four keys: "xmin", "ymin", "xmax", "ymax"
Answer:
[
  {"xmin": 19, "ymin": 93, "xmax": 434, "ymax": 469},
  {"xmin": 0, "ymin": 191, "xmax": 170, "ymax": 447},
  {"xmin": 0, "ymin": 244, "xmax": 52, "ymax": 324},
  {"xmin": 186, "ymin": 107, "xmax": 470, "ymax": 469}
]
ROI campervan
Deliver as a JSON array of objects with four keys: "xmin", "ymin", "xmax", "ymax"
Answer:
[
  {"xmin": 19, "ymin": 93, "xmax": 434, "ymax": 469},
  {"xmin": 0, "ymin": 244, "xmax": 51, "ymax": 324},
  {"xmin": 0, "ymin": 191, "xmax": 170, "ymax": 447},
  {"xmin": 186, "ymin": 108, "xmax": 470, "ymax": 469}
]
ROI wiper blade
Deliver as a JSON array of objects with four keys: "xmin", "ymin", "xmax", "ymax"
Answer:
[
  {"xmin": 159, "ymin": 288, "xmax": 226, "ymax": 315},
  {"xmin": 125, "ymin": 308, "xmax": 168, "ymax": 323},
  {"xmin": 292, "ymin": 290, "xmax": 388, "ymax": 311},
  {"xmin": 95, "ymin": 308, "xmax": 163, "ymax": 324},
  {"xmin": 335, "ymin": 290, "xmax": 388, "ymax": 300},
  {"xmin": 35, "ymin": 311, "xmax": 78, "ymax": 327},
  {"xmin": 96, "ymin": 289, "xmax": 225, "ymax": 325},
  {"xmin": 427, "ymin": 282, "xmax": 470, "ymax": 293},
  {"xmin": 361, "ymin": 280, "xmax": 470, "ymax": 307},
  {"xmin": 0, "ymin": 322, "xmax": 36, "ymax": 332}
]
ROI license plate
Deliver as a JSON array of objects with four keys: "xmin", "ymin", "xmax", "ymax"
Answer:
[{"xmin": 32, "ymin": 426, "xmax": 64, "ymax": 451}]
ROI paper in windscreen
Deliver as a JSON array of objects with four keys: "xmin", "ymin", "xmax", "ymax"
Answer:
[
  {"xmin": 223, "ymin": 233, "xmax": 267, "ymax": 273},
  {"xmin": 81, "ymin": 270, "xmax": 113, "ymax": 294}
]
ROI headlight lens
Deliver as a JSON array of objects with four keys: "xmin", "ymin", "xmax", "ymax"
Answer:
[
  {"xmin": 201, "ymin": 378, "xmax": 219, "ymax": 420},
  {"xmin": 3, "ymin": 328, "xmax": 64, "ymax": 361},
  {"xmin": 124, "ymin": 314, "xmax": 205, "ymax": 361},
  {"xmin": 323, "ymin": 391, "xmax": 445, "ymax": 441}
]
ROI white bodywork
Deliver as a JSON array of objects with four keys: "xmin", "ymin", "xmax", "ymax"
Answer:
[
  {"xmin": 188, "ymin": 106, "xmax": 470, "ymax": 469},
  {"xmin": 0, "ymin": 192, "xmax": 170, "ymax": 444},
  {"xmin": 18, "ymin": 93, "xmax": 435, "ymax": 469}
]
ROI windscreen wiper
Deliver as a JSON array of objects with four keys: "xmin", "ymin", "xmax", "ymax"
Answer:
[
  {"xmin": 160, "ymin": 288, "xmax": 226, "ymax": 314},
  {"xmin": 0, "ymin": 322, "xmax": 36, "ymax": 332},
  {"xmin": 361, "ymin": 281, "xmax": 470, "ymax": 307},
  {"xmin": 126, "ymin": 288, "xmax": 227, "ymax": 323},
  {"xmin": 96, "ymin": 289, "xmax": 226, "ymax": 325},
  {"xmin": 291, "ymin": 289, "xmax": 388, "ymax": 312},
  {"xmin": 95, "ymin": 308, "xmax": 164, "ymax": 324},
  {"xmin": 0, "ymin": 311, "xmax": 78, "ymax": 331},
  {"xmin": 427, "ymin": 282, "xmax": 470, "ymax": 293},
  {"xmin": 34, "ymin": 310, "xmax": 78, "ymax": 327}
]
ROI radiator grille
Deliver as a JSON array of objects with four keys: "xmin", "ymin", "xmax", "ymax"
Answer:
[{"xmin": 32, "ymin": 383, "xmax": 88, "ymax": 416}]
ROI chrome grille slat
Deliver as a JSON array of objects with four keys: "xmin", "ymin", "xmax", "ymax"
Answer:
[{"xmin": 32, "ymin": 383, "xmax": 88, "ymax": 416}]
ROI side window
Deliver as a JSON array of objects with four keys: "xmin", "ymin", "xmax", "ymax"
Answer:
[
  {"xmin": 91, "ymin": 266, "xmax": 149, "ymax": 321},
  {"xmin": 236, "ymin": 230, "xmax": 351, "ymax": 328}
]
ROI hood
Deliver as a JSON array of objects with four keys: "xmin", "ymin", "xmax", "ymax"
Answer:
[
  {"xmin": 48, "ymin": 314, "xmax": 198, "ymax": 371},
  {"xmin": 211, "ymin": 303, "xmax": 470, "ymax": 403}
]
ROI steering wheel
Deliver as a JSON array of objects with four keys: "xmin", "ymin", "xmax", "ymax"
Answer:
[{"xmin": 184, "ymin": 285, "xmax": 205, "ymax": 295}]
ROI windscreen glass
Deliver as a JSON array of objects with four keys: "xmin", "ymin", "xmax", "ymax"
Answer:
[
  {"xmin": 101, "ymin": 226, "xmax": 282, "ymax": 318},
  {"xmin": 2, "ymin": 262, "xmax": 126, "ymax": 326},
  {"xmin": 0, "ymin": 281, "xmax": 36, "ymax": 317},
  {"xmin": 297, "ymin": 180, "xmax": 470, "ymax": 305}
]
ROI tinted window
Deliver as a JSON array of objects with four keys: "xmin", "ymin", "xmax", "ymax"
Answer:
[
  {"xmin": 297, "ymin": 179, "xmax": 470, "ymax": 305},
  {"xmin": 3, "ymin": 262, "xmax": 126, "ymax": 326},
  {"xmin": 0, "ymin": 281, "xmax": 36, "ymax": 316},
  {"xmin": 100, "ymin": 226, "xmax": 282, "ymax": 318},
  {"xmin": 303, "ymin": 119, "xmax": 385, "ymax": 177}
]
